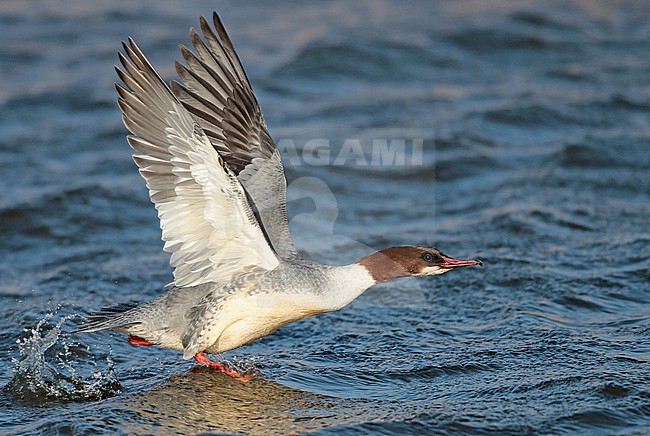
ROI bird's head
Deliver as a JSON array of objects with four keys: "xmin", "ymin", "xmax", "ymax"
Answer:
[{"xmin": 358, "ymin": 245, "xmax": 482, "ymax": 283}]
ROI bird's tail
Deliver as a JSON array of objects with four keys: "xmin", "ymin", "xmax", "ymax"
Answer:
[{"xmin": 74, "ymin": 303, "xmax": 139, "ymax": 333}]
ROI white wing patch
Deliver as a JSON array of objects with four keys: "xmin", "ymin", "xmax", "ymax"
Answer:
[{"xmin": 118, "ymin": 39, "xmax": 279, "ymax": 288}]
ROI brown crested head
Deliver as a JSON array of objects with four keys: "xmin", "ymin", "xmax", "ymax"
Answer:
[{"xmin": 357, "ymin": 245, "xmax": 482, "ymax": 284}]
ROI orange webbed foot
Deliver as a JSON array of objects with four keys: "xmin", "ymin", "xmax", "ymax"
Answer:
[
  {"xmin": 127, "ymin": 335, "xmax": 154, "ymax": 346},
  {"xmin": 193, "ymin": 352, "xmax": 255, "ymax": 382}
]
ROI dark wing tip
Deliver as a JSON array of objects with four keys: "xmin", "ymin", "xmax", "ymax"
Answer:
[
  {"xmin": 212, "ymin": 11, "xmax": 225, "ymax": 31},
  {"xmin": 199, "ymin": 15, "xmax": 209, "ymax": 28}
]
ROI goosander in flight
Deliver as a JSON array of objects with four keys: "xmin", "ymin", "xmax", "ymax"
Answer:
[{"xmin": 78, "ymin": 12, "xmax": 482, "ymax": 380}]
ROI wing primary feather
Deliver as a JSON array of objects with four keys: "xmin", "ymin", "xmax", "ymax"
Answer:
[
  {"xmin": 171, "ymin": 12, "xmax": 300, "ymax": 260},
  {"xmin": 189, "ymin": 27, "xmax": 240, "ymax": 91},
  {"xmin": 170, "ymin": 79, "xmax": 224, "ymax": 126},
  {"xmin": 210, "ymin": 12, "xmax": 251, "ymax": 87},
  {"xmin": 177, "ymin": 45, "xmax": 230, "ymax": 106}
]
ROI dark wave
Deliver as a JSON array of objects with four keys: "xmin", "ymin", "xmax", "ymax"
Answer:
[
  {"xmin": 273, "ymin": 40, "xmax": 442, "ymax": 83},
  {"xmin": 0, "ymin": 185, "xmax": 145, "ymax": 250},
  {"xmin": 449, "ymin": 28, "xmax": 550, "ymax": 52},
  {"xmin": 481, "ymin": 103, "xmax": 606, "ymax": 128},
  {"xmin": 556, "ymin": 142, "xmax": 650, "ymax": 169}
]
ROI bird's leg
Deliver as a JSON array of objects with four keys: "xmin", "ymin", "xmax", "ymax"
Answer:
[
  {"xmin": 127, "ymin": 335, "xmax": 154, "ymax": 346},
  {"xmin": 193, "ymin": 352, "xmax": 253, "ymax": 382}
]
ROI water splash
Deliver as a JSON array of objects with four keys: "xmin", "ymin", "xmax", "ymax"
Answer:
[
  {"xmin": 230, "ymin": 355, "xmax": 263, "ymax": 378},
  {"xmin": 6, "ymin": 312, "xmax": 121, "ymax": 402}
]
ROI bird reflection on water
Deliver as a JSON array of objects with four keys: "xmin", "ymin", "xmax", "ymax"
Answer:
[{"xmin": 116, "ymin": 368, "xmax": 352, "ymax": 435}]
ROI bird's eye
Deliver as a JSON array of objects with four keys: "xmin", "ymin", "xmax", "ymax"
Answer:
[{"xmin": 422, "ymin": 252, "xmax": 434, "ymax": 263}]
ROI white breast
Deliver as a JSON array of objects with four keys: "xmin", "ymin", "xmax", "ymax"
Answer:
[
  {"xmin": 199, "ymin": 263, "xmax": 376, "ymax": 354},
  {"xmin": 204, "ymin": 291, "xmax": 325, "ymax": 354}
]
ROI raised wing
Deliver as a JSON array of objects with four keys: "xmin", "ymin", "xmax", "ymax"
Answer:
[
  {"xmin": 170, "ymin": 12, "xmax": 299, "ymax": 260},
  {"xmin": 116, "ymin": 38, "xmax": 279, "ymax": 288}
]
